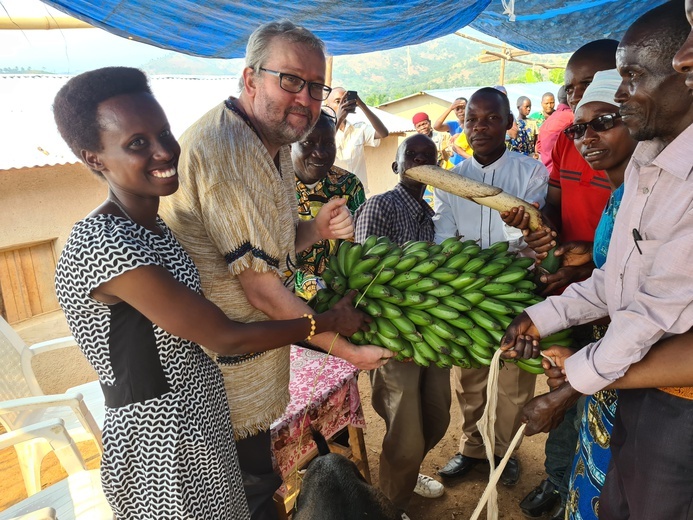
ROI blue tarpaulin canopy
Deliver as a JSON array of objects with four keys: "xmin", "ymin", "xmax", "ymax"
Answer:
[{"xmin": 41, "ymin": 0, "xmax": 667, "ymax": 58}]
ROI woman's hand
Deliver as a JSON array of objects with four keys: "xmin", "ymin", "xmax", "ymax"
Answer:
[{"xmin": 320, "ymin": 290, "xmax": 371, "ymax": 337}]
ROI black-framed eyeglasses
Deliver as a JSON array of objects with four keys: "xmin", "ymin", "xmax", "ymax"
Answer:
[
  {"xmin": 259, "ymin": 68, "xmax": 332, "ymax": 101},
  {"xmin": 564, "ymin": 113, "xmax": 622, "ymax": 140}
]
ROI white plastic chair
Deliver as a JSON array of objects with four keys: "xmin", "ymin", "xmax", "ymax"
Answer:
[
  {"xmin": 0, "ymin": 419, "xmax": 112, "ymax": 520},
  {"xmin": 0, "ymin": 316, "xmax": 104, "ymax": 496}
]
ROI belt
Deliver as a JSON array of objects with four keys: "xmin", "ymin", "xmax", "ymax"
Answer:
[{"xmin": 658, "ymin": 386, "xmax": 693, "ymax": 400}]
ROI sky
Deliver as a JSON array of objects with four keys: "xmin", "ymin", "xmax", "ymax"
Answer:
[
  {"xmin": 0, "ymin": 0, "xmax": 174, "ymax": 72},
  {"xmin": 0, "ymin": 0, "xmax": 510, "ymax": 74}
]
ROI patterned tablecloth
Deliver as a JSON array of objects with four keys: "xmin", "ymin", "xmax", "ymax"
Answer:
[{"xmin": 270, "ymin": 345, "xmax": 366, "ymax": 479}]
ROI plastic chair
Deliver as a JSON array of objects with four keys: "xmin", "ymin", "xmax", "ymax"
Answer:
[
  {"xmin": 0, "ymin": 419, "xmax": 112, "ymax": 520},
  {"xmin": 0, "ymin": 316, "xmax": 104, "ymax": 496}
]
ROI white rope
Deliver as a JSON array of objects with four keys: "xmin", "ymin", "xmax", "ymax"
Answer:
[
  {"xmin": 469, "ymin": 349, "xmax": 526, "ymax": 520},
  {"xmin": 501, "ymin": 0, "xmax": 517, "ymax": 22}
]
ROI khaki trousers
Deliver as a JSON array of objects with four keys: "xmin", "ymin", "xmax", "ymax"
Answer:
[
  {"xmin": 370, "ymin": 361, "xmax": 452, "ymax": 510},
  {"xmin": 454, "ymin": 363, "xmax": 536, "ymax": 459}
]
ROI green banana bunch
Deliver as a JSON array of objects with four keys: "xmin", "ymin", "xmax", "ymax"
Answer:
[{"xmin": 311, "ymin": 235, "xmax": 573, "ymax": 372}]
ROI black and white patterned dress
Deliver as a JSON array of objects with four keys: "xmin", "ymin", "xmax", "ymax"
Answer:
[{"xmin": 55, "ymin": 214, "xmax": 250, "ymax": 519}]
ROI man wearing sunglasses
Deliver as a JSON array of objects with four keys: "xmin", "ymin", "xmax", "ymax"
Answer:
[
  {"xmin": 501, "ymin": 39, "xmax": 620, "ymax": 520},
  {"xmin": 160, "ymin": 21, "xmax": 392, "ymax": 520},
  {"xmin": 503, "ymin": 1, "xmax": 693, "ymax": 517}
]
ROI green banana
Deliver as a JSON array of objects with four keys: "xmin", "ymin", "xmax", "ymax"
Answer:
[
  {"xmin": 374, "ymin": 316, "xmax": 400, "ymax": 339},
  {"xmin": 461, "ymin": 244, "xmax": 482, "ymax": 256},
  {"xmin": 448, "ymin": 272, "xmax": 479, "ymax": 290},
  {"xmin": 513, "ymin": 279, "xmax": 538, "ymax": 291},
  {"xmin": 430, "ymin": 267, "xmax": 460, "ymax": 283},
  {"xmin": 494, "ymin": 290, "xmax": 536, "ymax": 301},
  {"xmin": 458, "ymin": 276, "xmax": 490, "ymax": 293},
  {"xmin": 399, "ymin": 342, "xmax": 415, "ymax": 358},
  {"xmin": 373, "ymin": 268, "xmax": 396, "ymax": 285},
  {"xmin": 480, "ymin": 282, "xmax": 516, "ymax": 296},
  {"xmin": 363, "ymin": 284, "xmax": 392, "ymax": 300},
  {"xmin": 440, "ymin": 294, "xmax": 473, "ymax": 312},
  {"xmin": 492, "ymin": 269, "xmax": 530, "ymax": 285},
  {"xmin": 478, "ymin": 262, "xmax": 508, "ymax": 277},
  {"xmin": 461, "ymin": 257, "xmax": 486, "ymax": 273},
  {"xmin": 440, "ymin": 236, "xmax": 462, "ymax": 248},
  {"xmin": 413, "ymin": 340, "xmax": 440, "ymax": 363},
  {"xmin": 329, "ymin": 274, "xmax": 348, "ymax": 295},
  {"xmin": 429, "ymin": 253, "xmax": 449, "ymax": 266},
  {"xmin": 408, "ymin": 277, "xmax": 439, "ymax": 293},
  {"xmin": 442, "ymin": 240, "xmax": 464, "ymax": 256},
  {"xmin": 376, "ymin": 332, "xmax": 407, "ymax": 352},
  {"xmin": 436, "ymin": 353, "xmax": 455, "ymax": 369},
  {"xmin": 379, "ymin": 286, "xmax": 405, "ymax": 305},
  {"xmin": 374, "ymin": 252, "xmax": 402, "ymax": 272},
  {"xmin": 361, "ymin": 235, "xmax": 378, "ymax": 253},
  {"xmin": 462, "ymin": 291, "xmax": 485, "ymax": 306},
  {"xmin": 393, "ymin": 253, "xmax": 420, "ymax": 273},
  {"xmin": 476, "ymin": 297, "xmax": 515, "ymax": 315},
  {"xmin": 515, "ymin": 357, "xmax": 546, "ymax": 374},
  {"xmin": 315, "ymin": 288, "xmax": 333, "ymax": 303},
  {"xmin": 336, "ymin": 241, "xmax": 352, "ymax": 277},
  {"xmin": 444, "ymin": 252, "xmax": 471, "ymax": 270},
  {"xmin": 348, "ymin": 272, "xmax": 375, "ymax": 291},
  {"xmin": 466, "ymin": 344, "xmax": 494, "ymax": 366},
  {"xmin": 448, "ymin": 343, "xmax": 471, "ymax": 367},
  {"xmin": 378, "ymin": 299, "xmax": 404, "ymax": 320},
  {"xmin": 321, "ymin": 267, "xmax": 337, "ymax": 285},
  {"xmin": 357, "ymin": 296, "xmax": 382, "ymax": 317},
  {"xmin": 419, "ymin": 326, "xmax": 448, "ymax": 354},
  {"xmin": 488, "ymin": 241, "xmax": 510, "ymax": 254},
  {"xmin": 400, "ymin": 290, "xmax": 426, "ymax": 306},
  {"xmin": 400, "ymin": 331, "xmax": 424, "ymax": 343},
  {"xmin": 402, "ymin": 240, "xmax": 429, "ymax": 253},
  {"xmin": 366, "ymin": 242, "xmax": 392, "ymax": 257},
  {"xmin": 412, "ymin": 348, "xmax": 430, "ymax": 367},
  {"xmin": 389, "ymin": 271, "xmax": 423, "ymax": 290},
  {"xmin": 466, "ymin": 325, "xmax": 495, "ymax": 348},
  {"xmin": 349, "ymin": 330, "xmax": 366, "ymax": 345},
  {"xmin": 450, "ymin": 329, "xmax": 473, "ymax": 347},
  {"xmin": 427, "ymin": 304, "xmax": 461, "ymax": 321},
  {"xmin": 467, "ymin": 308, "xmax": 502, "ymax": 331},
  {"xmin": 425, "ymin": 284, "xmax": 455, "ymax": 298},
  {"xmin": 428, "ymin": 317, "xmax": 456, "ymax": 340},
  {"xmin": 428, "ymin": 244, "xmax": 444, "ymax": 256},
  {"xmin": 391, "ymin": 315, "xmax": 418, "ymax": 336},
  {"xmin": 408, "ymin": 249, "xmax": 430, "ymax": 262},
  {"xmin": 494, "ymin": 314, "xmax": 513, "ymax": 329},
  {"xmin": 350, "ymin": 255, "xmax": 381, "ymax": 276},
  {"xmin": 343, "ymin": 243, "xmax": 362, "ymax": 275},
  {"xmin": 411, "ymin": 259, "xmax": 441, "ymax": 275},
  {"xmin": 403, "ymin": 307, "xmax": 434, "ymax": 327},
  {"xmin": 409, "ymin": 293, "xmax": 440, "ymax": 309},
  {"xmin": 539, "ymin": 329, "xmax": 573, "ymax": 342},
  {"xmin": 509, "ymin": 257, "xmax": 535, "ymax": 270},
  {"xmin": 447, "ymin": 314, "xmax": 475, "ymax": 330}
]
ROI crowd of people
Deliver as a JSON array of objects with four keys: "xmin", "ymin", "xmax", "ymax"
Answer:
[{"xmin": 50, "ymin": 0, "xmax": 693, "ymax": 518}]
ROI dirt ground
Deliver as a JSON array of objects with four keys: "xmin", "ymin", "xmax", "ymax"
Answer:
[
  {"xmin": 357, "ymin": 372, "xmax": 550, "ymax": 520},
  {"xmin": 1, "ymin": 312, "xmax": 551, "ymax": 519}
]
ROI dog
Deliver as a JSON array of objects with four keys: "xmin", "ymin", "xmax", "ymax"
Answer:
[{"xmin": 292, "ymin": 427, "xmax": 400, "ymax": 520}]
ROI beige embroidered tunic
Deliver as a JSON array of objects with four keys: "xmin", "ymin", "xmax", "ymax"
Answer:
[{"xmin": 160, "ymin": 100, "xmax": 298, "ymax": 438}]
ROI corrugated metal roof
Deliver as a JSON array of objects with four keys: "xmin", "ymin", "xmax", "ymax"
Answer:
[{"xmin": 0, "ymin": 74, "xmax": 411, "ymax": 171}]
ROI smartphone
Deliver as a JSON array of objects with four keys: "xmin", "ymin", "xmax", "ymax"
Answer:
[{"xmin": 345, "ymin": 90, "xmax": 358, "ymax": 103}]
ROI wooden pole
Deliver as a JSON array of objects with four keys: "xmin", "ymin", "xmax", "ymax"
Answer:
[
  {"xmin": 499, "ymin": 45, "xmax": 506, "ymax": 85},
  {"xmin": 325, "ymin": 56, "xmax": 333, "ymax": 87},
  {"xmin": 0, "ymin": 16, "xmax": 93, "ymax": 30}
]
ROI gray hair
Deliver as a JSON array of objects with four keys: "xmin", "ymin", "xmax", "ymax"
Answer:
[{"xmin": 246, "ymin": 20, "xmax": 325, "ymax": 72}]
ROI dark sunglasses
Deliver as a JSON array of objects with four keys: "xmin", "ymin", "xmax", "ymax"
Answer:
[{"xmin": 564, "ymin": 113, "xmax": 622, "ymax": 140}]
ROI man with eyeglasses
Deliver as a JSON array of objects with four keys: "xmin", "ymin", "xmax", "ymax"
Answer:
[
  {"xmin": 159, "ymin": 21, "xmax": 392, "ymax": 520},
  {"xmin": 325, "ymin": 87, "xmax": 389, "ymax": 196}
]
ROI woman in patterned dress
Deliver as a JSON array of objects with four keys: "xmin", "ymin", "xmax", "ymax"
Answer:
[{"xmin": 52, "ymin": 67, "xmax": 369, "ymax": 519}]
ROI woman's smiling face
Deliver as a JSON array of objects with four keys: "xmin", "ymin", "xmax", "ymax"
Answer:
[{"xmin": 86, "ymin": 92, "xmax": 180, "ymax": 198}]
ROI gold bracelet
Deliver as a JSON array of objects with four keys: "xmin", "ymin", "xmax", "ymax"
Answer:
[{"xmin": 302, "ymin": 313, "xmax": 316, "ymax": 342}]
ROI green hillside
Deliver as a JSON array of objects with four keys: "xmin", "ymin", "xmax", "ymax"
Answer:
[{"xmin": 139, "ymin": 33, "xmax": 568, "ymax": 105}]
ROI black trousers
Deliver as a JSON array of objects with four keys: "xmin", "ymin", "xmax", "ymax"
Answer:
[
  {"xmin": 600, "ymin": 388, "xmax": 693, "ymax": 520},
  {"xmin": 236, "ymin": 430, "xmax": 283, "ymax": 520}
]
